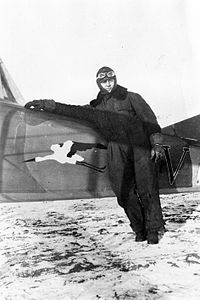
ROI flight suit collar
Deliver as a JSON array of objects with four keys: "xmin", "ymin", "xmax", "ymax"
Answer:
[{"xmin": 90, "ymin": 85, "xmax": 128, "ymax": 107}]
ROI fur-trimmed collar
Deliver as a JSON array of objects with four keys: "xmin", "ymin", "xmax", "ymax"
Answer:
[{"xmin": 90, "ymin": 85, "xmax": 127, "ymax": 107}]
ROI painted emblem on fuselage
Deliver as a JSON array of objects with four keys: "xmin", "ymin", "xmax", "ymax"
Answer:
[
  {"xmin": 163, "ymin": 145, "xmax": 190, "ymax": 185},
  {"xmin": 24, "ymin": 140, "xmax": 106, "ymax": 173}
]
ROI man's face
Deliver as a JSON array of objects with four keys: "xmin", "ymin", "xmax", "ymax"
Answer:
[{"xmin": 100, "ymin": 78, "xmax": 115, "ymax": 93}]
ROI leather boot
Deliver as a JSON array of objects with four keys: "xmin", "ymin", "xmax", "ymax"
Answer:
[
  {"xmin": 135, "ymin": 230, "xmax": 147, "ymax": 242},
  {"xmin": 147, "ymin": 231, "xmax": 159, "ymax": 244}
]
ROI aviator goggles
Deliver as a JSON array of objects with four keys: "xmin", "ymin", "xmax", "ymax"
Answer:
[{"xmin": 96, "ymin": 70, "xmax": 115, "ymax": 79}]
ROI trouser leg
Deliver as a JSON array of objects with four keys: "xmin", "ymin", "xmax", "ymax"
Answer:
[
  {"xmin": 133, "ymin": 146, "xmax": 165, "ymax": 232},
  {"xmin": 123, "ymin": 186, "xmax": 146, "ymax": 233},
  {"xmin": 107, "ymin": 143, "xmax": 145, "ymax": 232}
]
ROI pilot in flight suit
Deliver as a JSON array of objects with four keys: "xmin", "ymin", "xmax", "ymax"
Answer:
[{"xmin": 25, "ymin": 66, "xmax": 165, "ymax": 244}]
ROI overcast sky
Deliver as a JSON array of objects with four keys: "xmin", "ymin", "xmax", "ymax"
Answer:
[{"xmin": 1, "ymin": 0, "xmax": 200, "ymax": 126}]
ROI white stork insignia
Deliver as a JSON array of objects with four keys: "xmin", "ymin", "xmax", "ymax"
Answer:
[{"xmin": 24, "ymin": 140, "xmax": 106, "ymax": 173}]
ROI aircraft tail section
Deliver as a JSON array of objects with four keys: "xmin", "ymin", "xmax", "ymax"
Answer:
[{"xmin": 0, "ymin": 58, "xmax": 24, "ymax": 105}]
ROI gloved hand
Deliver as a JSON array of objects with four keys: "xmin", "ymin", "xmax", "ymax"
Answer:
[
  {"xmin": 151, "ymin": 144, "xmax": 164, "ymax": 162},
  {"xmin": 24, "ymin": 99, "xmax": 56, "ymax": 112}
]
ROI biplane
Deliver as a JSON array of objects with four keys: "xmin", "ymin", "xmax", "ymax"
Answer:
[{"xmin": 0, "ymin": 58, "xmax": 200, "ymax": 203}]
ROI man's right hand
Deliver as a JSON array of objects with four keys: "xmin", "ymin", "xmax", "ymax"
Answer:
[
  {"xmin": 24, "ymin": 99, "xmax": 56, "ymax": 112},
  {"xmin": 151, "ymin": 144, "xmax": 164, "ymax": 163}
]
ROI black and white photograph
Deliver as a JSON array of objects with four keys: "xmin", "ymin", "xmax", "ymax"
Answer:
[{"xmin": 1, "ymin": 0, "xmax": 200, "ymax": 299}]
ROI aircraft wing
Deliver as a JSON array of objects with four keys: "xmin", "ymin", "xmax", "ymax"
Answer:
[{"xmin": 162, "ymin": 114, "xmax": 200, "ymax": 142}]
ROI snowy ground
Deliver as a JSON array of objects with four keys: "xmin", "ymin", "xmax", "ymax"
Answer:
[{"xmin": 1, "ymin": 193, "xmax": 200, "ymax": 300}]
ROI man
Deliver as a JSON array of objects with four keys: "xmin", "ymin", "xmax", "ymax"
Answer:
[{"xmin": 25, "ymin": 66, "xmax": 165, "ymax": 244}]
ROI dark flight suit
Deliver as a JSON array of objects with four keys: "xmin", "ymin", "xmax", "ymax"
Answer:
[
  {"xmin": 50, "ymin": 85, "xmax": 165, "ymax": 234},
  {"xmin": 89, "ymin": 85, "xmax": 164, "ymax": 233}
]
